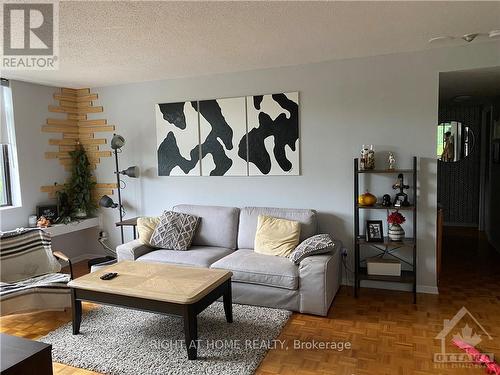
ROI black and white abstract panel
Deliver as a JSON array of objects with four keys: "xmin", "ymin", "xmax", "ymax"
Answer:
[
  {"xmin": 240, "ymin": 92, "xmax": 299, "ymax": 175},
  {"xmin": 199, "ymin": 97, "xmax": 247, "ymax": 176},
  {"xmin": 156, "ymin": 92, "xmax": 300, "ymax": 177},
  {"xmin": 156, "ymin": 101, "xmax": 201, "ymax": 176}
]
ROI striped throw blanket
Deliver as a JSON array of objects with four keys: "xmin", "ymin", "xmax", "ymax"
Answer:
[
  {"xmin": 0, "ymin": 273, "xmax": 70, "ymax": 298},
  {"xmin": 0, "ymin": 228, "xmax": 62, "ymax": 283}
]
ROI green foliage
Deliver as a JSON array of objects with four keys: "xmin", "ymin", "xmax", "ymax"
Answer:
[{"xmin": 56, "ymin": 145, "xmax": 96, "ymax": 222}]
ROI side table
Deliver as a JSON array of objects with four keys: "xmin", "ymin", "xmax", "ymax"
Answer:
[{"xmin": 115, "ymin": 217, "xmax": 139, "ymax": 240}]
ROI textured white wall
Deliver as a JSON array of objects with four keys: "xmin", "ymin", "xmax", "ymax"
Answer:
[
  {"xmin": 94, "ymin": 42, "xmax": 499, "ymax": 293},
  {"xmin": 3, "ymin": 42, "xmax": 498, "ymax": 292}
]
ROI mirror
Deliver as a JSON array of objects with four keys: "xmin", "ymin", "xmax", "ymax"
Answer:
[{"xmin": 437, "ymin": 121, "xmax": 475, "ymax": 162}]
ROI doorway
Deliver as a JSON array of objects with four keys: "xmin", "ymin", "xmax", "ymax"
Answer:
[{"xmin": 436, "ymin": 66, "xmax": 500, "ymax": 288}]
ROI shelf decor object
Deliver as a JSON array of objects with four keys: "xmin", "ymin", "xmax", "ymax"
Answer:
[
  {"xmin": 388, "ymin": 152, "xmax": 396, "ymax": 170},
  {"xmin": 354, "ymin": 156, "xmax": 417, "ymax": 303},
  {"xmin": 387, "ymin": 211, "xmax": 406, "ymax": 241},
  {"xmin": 359, "ymin": 144, "xmax": 375, "ymax": 170},
  {"xmin": 392, "ymin": 173, "xmax": 411, "ymax": 207},
  {"xmin": 358, "ymin": 191, "xmax": 377, "ymax": 206},
  {"xmin": 365, "ymin": 220, "xmax": 384, "ymax": 242},
  {"xmin": 388, "ymin": 223, "xmax": 405, "ymax": 241},
  {"xmin": 381, "ymin": 194, "xmax": 392, "ymax": 207},
  {"xmin": 366, "ymin": 258, "xmax": 401, "ymax": 276}
]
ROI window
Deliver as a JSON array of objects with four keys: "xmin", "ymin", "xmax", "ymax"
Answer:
[
  {"xmin": 0, "ymin": 144, "xmax": 12, "ymax": 206},
  {"xmin": 1, "ymin": 79, "xmax": 20, "ymax": 208}
]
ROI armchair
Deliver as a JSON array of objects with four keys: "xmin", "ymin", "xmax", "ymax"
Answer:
[
  {"xmin": 0, "ymin": 228, "xmax": 72, "ymax": 316},
  {"xmin": 53, "ymin": 250, "xmax": 74, "ymax": 279}
]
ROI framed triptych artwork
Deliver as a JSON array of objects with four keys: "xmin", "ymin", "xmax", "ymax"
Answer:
[{"xmin": 156, "ymin": 92, "xmax": 299, "ymax": 176}]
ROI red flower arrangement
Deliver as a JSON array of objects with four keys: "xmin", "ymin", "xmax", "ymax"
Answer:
[{"xmin": 387, "ymin": 211, "xmax": 406, "ymax": 225}]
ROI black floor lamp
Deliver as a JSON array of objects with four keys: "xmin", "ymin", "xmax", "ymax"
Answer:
[{"xmin": 99, "ymin": 134, "xmax": 139, "ymax": 244}]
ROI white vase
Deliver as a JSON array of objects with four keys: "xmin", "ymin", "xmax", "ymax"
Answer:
[{"xmin": 388, "ymin": 223, "xmax": 405, "ymax": 241}]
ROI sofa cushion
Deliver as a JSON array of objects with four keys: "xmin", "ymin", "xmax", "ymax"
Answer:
[
  {"xmin": 254, "ymin": 215, "xmax": 301, "ymax": 257},
  {"xmin": 238, "ymin": 207, "xmax": 317, "ymax": 249},
  {"xmin": 173, "ymin": 205, "xmax": 240, "ymax": 250},
  {"xmin": 136, "ymin": 246, "xmax": 233, "ymax": 268},
  {"xmin": 210, "ymin": 249, "xmax": 299, "ymax": 290}
]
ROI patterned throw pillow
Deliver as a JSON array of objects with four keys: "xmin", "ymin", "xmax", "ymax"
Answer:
[
  {"xmin": 149, "ymin": 211, "xmax": 199, "ymax": 251},
  {"xmin": 288, "ymin": 234, "xmax": 335, "ymax": 265}
]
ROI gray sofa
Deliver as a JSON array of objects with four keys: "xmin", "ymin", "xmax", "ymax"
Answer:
[{"xmin": 116, "ymin": 205, "xmax": 341, "ymax": 316}]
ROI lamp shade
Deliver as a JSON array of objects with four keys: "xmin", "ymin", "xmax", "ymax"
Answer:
[
  {"xmin": 99, "ymin": 195, "xmax": 118, "ymax": 209},
  {"xmin": 121, "ymin": 166, "xmax": 139, "ymax": 178},
  {"xmin": 110, "ymin": 134, "xmax": 125, "ymax": 150}
]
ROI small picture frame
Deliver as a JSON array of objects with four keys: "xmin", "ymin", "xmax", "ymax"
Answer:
[
  {"xmin": 394, "ymin": 197, "xmax": 403, "ymax": 207},
  {"xmin": 366, "ymin": 220, "xmax": 384, "ymax": 242},
  {"xmin": 36, "ymin": 204, "xmax": 59, "ymax": 222}
]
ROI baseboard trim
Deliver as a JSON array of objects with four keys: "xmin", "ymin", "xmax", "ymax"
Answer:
[
  {"xmin": 417, "ymin": 285, "xmax": 439, "ymax": 294},
  {"xmin": 341, "ymin": 278, "xmax": 439, "ymax": 295},
  {"xmin": 443, "ymin": 222, "xmax": 478, "ymax": 227}
]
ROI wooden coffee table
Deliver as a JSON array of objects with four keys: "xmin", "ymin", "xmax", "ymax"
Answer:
[{"xmin": 68, "ymin": 261, "xmax": 233, "ymax": 360}]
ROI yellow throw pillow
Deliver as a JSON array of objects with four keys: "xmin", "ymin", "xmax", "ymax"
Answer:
[
  {"xmin": 254, "ymin": 215, "xmax": 301, "ymax": 257},
  {"xmin": 137, "ymin": 216, "xmax": 160, "ymax": 246}
]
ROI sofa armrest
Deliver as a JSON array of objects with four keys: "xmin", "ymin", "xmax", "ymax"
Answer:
[
  {"xmin": 116, "ymin": 239, "xmax": 153, "ymax": 261},
  {"xmin": 298, "ymin": 243, "xmax": 341, "ymax": 316}
]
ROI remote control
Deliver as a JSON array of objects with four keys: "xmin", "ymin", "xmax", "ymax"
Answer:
[{"xmin": 100, "ymin": 272, "xmax": 118, "ymax": 280}]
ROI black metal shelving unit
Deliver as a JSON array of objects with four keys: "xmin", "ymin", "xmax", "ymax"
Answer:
[{"xmin": 354, "ymin": 156, "xmax": 417, "ymax": 303}]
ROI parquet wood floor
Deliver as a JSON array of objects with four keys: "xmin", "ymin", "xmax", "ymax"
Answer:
[{"xmin": 1, "ymin": 228, "xmax": 498, "ymax": 374}]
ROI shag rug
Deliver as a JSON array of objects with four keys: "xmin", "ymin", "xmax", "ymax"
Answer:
[{"xmin": 39, "ymin": 302, "xmax": 291, "ymax": 375}]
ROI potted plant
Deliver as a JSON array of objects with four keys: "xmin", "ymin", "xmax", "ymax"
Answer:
[
  {"xmin": 56, "ymin": 145, "xmax": 96, "ymax": 222},
  {"xmin": 55, "ymin": 189, "xmax": 72, "ymax": 224},
  {"xmin": 387, "ymin": 211, "xmax": 406, "ymax": 241}
]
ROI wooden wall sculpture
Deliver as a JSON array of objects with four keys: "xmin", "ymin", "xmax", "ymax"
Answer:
[{"xmin": 41, "ymin": 88, "xmax": 117, "ymax": 202}]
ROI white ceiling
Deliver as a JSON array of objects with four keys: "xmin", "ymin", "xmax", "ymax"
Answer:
[
  {"xmin": 440, "ymin": 66, "xmax": 500, "ymax": 101},
  {"xmin": 3, "ymin": 1, "xmax": 500, "ymax": 88}
]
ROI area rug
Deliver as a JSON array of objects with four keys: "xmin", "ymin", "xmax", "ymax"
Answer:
[{"xmin": 39, "ymin": 302, "xmax": 291, "ymax": 375}]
